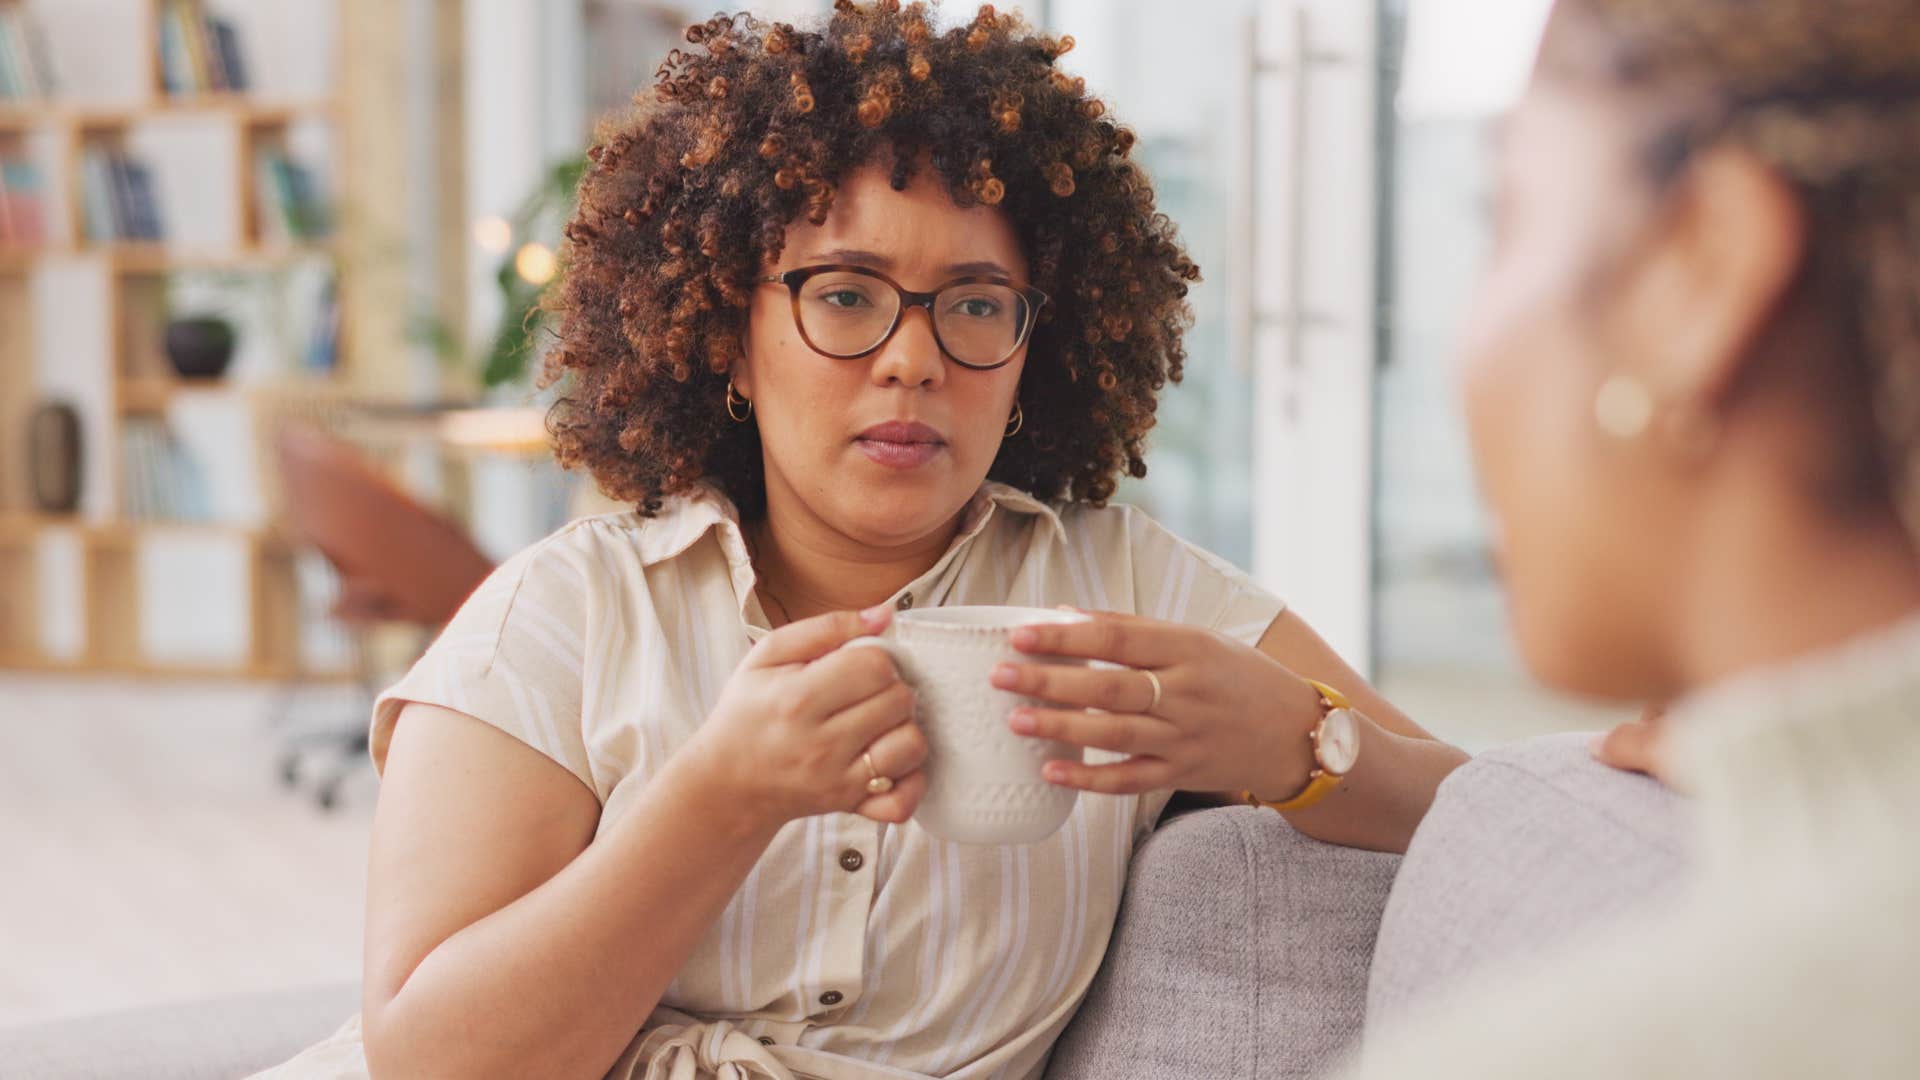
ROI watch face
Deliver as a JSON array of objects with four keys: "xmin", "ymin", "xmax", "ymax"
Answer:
[{"xmin": 1317, "ymin": 710, "xmax": 1361, "ymax": 774}]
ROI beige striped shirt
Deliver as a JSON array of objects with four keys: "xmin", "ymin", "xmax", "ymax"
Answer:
[{"xmin": 274, "ymin": 481, "xmax": 1284, "ymax": 1080}]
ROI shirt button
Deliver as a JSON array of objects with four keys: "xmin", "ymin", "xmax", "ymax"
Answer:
[
  {"xmin": 838, "ymin": 849, "xmax": 865, "ymax": 873},
  {"xmin": 895, "ymin": 593, "xmax": 914, "ymax": 611},
  {"xmin": 758, "ymin": 1037, "xmax": 775, "ymax": 1046},
  {"xmin": 819, "ymin": 990, "xmax": 844, "ymax": 1007}
]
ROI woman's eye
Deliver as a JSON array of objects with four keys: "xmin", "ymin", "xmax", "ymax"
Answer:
[
  {"xmin": 820, "ymin": 290, "xmax": 871, "ymax": 309},
  {"xmin": 951, "ymin": 297, "xmax": 1002, "ymax": 319}
]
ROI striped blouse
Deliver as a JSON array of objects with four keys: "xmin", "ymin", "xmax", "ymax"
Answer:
[{"xmin": 279, "ymin": 481, "xmax": 1284, "ymax": 1080}]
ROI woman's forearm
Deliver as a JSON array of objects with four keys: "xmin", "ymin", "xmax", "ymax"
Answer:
[
  {"xmin": 1277, "ymin": 714, "xmax": 1469, "ymax": 854},
  {"xmin": 364, "ymin": 746, "xmax": 781, "ymax": 1080}
]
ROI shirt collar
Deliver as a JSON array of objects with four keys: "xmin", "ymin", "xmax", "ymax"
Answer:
[
  {"xmin": 959, "ymin": 481, "xmax": 1067, "ymax": 543},
  {"xmin": 631, "ymin": 481, "xmax": 750, "ymax": 569}
]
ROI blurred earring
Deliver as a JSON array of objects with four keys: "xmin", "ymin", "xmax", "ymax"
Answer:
[
  {"xmin": 1005, "ymin": 401, "xmax": 1024, "ymax": 437},
  {"xmin": 1595, "ymin": 374, "xmax": 1654, "ymax": 441},
  {"xmin": 726, "ymin": 379, "xmax": 753, "ymax": 423}
]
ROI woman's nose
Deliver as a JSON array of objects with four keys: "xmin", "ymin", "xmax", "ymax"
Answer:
[{"xmin": 868, "ymin": 306, "xmax": 946, "ymax": 389}]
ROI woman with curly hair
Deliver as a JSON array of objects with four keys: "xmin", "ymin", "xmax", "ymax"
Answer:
[{"xmin": 264, "ymin": 4, "xmax": 1464, "ymax": 1078}]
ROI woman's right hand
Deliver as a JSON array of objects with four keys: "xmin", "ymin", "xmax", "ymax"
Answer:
[{"xmin": 684, "ymin": 605, "xmax": 929, "ymax": 831}]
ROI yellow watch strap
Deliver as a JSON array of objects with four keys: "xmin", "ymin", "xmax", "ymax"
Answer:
[
  {"xmin": 1242, "ymin": 678, "xmax": 1352, "ymax": 815},
  {"xmin": 1246, "ymin": 771, "xmax": 1344, "ymax": 813},
  {"xmin": 1305, "ymin": 678, "xmax": 1353, "ymax": 711}
]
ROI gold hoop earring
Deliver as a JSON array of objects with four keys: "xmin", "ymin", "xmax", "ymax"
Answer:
[
  {"xmin": 726, "ymin": 379, "xmax": 753, "ymax": 423},
  {"xmin": 1005, "ymin": 401, "xmax": 1024, "ymax": 438}
]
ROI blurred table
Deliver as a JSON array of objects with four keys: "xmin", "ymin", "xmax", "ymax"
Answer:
[{"xmin": 333, "ymin": 403, "xmax": 553, "ymax": 458}]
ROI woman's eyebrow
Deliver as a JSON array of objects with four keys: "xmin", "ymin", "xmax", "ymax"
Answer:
[
  {"xmin": 804, "ymin": 247, "xmax": 894, "ymax": 269},
  {"xmin": 945, "ymin": 260, "xmax": 1012, "ymax": 277},
  {"xmin": 801, "ymin": 248, "xmax": 1013, "ymax": 278}
]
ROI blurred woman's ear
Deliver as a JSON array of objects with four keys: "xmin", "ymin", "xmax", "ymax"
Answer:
[{"xmin": 1612, "ymin": 144, "xmax": 1807, "ymax": 417}]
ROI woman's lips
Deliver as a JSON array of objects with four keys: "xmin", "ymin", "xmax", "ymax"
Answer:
[{"xmin": 856, "ymin": 421, "xmax": 946, "ymax": 470}]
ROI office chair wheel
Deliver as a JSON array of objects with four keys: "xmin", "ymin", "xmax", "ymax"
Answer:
[
  {"xmin": 317, "ymin": 784, "xmax": 340, "ymax": 812},
  {"xmin": 279, "ymin": 750, "xmax": 302, "ymax": 787}
]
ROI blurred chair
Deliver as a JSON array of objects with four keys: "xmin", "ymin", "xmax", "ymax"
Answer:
[{"xmin": 272, "ymin": 423, "xmax": 495, "ymax": 809}]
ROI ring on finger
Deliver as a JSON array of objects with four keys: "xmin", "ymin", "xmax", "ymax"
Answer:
[
  {"xmin": 1140, "ymin": 669, "xmax": 1164, "ymax": 714},
  {"xmin": 862, "ymin": 750, "xmax": 894, "ymax": 795}
]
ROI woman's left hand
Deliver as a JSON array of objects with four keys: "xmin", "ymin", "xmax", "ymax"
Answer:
[
  {"xmin": 992, "ymin": 611, "xmax": 1326, "ymax": 798},
  {"xmin": 1591, "ymin": 703, "xmax": 1677, "ymax": 787}
]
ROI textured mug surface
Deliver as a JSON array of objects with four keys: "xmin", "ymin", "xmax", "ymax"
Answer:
[{"xmin": 859, "ymin": 606, "xmax": 1089, "ymax": 844}]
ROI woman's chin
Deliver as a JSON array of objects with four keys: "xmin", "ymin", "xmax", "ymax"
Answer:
[{"xmin": 832, "ymin": 473, "xmax": 976, "ymax": 546}]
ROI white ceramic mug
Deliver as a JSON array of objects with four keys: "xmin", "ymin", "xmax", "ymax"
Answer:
[{"xmin": 851, "ymin": 605, "xmax": 1089, "ymax": 844}]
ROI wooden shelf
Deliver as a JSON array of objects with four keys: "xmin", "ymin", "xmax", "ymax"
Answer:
[
  {"xmin": 0, "ymin": 0, "xmax": 386, "ymax": 684},
  {"xmin": 119, "ymin": 373, "xmax": 354, "ymax": 415},
  {"xmin": 0, "ymin": 250, "xmax": 39, "ymax": 274},
  {"xmin": 110, "ymin": 242, "xmax": 338, "ymax": 274},
  {"xmin": 89, "ymin": 519, "xmax": 282, "ymax": 545},
  {"xmin": 119, "ymin": 374, "xmax": 234, "ymax": 413},
  {"xmin": 0, "ymin": 99, "xmax": 336, "ymax": 133},
  {"xmin": 0, "ymin": 511, "xmax": 92, "ymax": 536},
  {"xmin": 0, "ymin": 244, "xmax": 335, "ymax": 273},
  {"xmin": 0, "ymin": 512, "xmax": 280, "ymax": 542},
  {"xmin": 0, "ymin": 648, "xmax": 355, "ymax": 683}
]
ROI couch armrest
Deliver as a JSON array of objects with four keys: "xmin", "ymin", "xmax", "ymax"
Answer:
[
  {"xmin": 1366, "ymin": 732, "xmax": 1689, "ymax": 1031},
  {"xmin": 1047, "ymin": 806, "xmax": 1401, "ymax": 1080},
  {"xmin": 0, "ymin": 982, "xmax": 357, "ymax": 1080}
]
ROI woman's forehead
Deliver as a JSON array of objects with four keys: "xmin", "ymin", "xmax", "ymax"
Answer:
[{"xmin": 783, "ymin": 164, "xmax": 1028, "ymax": 280}]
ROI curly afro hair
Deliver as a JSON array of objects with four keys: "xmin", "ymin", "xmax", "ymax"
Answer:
[{"xmin": 542, "ymin": 0, "xmax": 1200, "ymax": 518}]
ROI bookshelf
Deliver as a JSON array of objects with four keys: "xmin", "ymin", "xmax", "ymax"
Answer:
[{"xmin": 0, "ymin": 0, "xmax": 363, "ymax": 681}]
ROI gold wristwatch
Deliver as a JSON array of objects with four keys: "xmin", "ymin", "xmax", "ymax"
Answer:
[{"xmin": 1243, "ymin": 678, "xmax": 1361, "ymax": 814}]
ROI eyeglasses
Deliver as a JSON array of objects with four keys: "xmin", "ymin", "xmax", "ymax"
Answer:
[{"xmin": 757, "ymin": 264, "xmax": 1049, "ymax": 371}]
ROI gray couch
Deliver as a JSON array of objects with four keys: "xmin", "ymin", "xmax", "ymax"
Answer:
[{"xmin": 0, "ymin": 733, "xmax": 1688, "ymax": 1079}]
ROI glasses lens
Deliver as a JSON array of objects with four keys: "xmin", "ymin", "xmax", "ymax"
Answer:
[
  {"xmin": 934, "ymin": 283, "xmax": 1030, "ymax": 367},
  {"xmin": 795, "ymin": 271, "xmax": 901, "ymax": 357}
]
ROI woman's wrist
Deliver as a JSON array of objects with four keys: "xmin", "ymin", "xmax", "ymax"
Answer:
[
  {"xmin": 1241, "ymin": 669, "xmax": 1329, "ymax": 803},
  {"xmin": 664, "ymin": 736, "xmax": 790, "ymax": 845}
]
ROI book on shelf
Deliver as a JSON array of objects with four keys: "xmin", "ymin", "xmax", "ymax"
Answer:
[
  {"xmin": 0, "ymin": 13, "xmax": 20, "ymax": 100},
  {"xmin": 0, "ymin": 7, "xmax": 57, "ymax": 102},
  {"xmin": 80, "ymin": 146, "xmax": 165, "ymax": 244},
  {"xmin": 0, "ymin": 153, "xmax": 46, "ymax": 246},
  {"xmin": 158, "ymin": 1, "xmax": 248, "ymax": 96},
  {"xmin": 157, "ymin": 4, "xmax": 191, "ymax": 96},
  {"xmin": 254, "ymin": 146, "xmax": 331, "ymax": 244},
  {"xmin": 121, "ymin": 416, "xmax": 213, "ymax": 523},
  {"xmin": 210, "ymin": 19, "xmax": 248, "ymax": 95},
  {"xmin": 306, "ymin": 275, "xmax": 339, "ymax": 372}
]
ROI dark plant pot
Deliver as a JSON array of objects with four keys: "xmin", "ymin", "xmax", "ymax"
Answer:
[
  {"xmin": 164, "ymin": 317, "xmax": 237, "ymax": 379},
  {"xmin": 28, "ymin": 400, "xmax": 83, "ymax": 514}
]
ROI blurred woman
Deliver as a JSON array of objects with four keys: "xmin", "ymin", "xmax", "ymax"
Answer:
[{"xmin": 1349, "ymin": 0, "xmax": 1920, "ymax": 1076}]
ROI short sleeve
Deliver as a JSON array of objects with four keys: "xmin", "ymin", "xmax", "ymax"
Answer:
[
  {"xmin": 368, "ymin": 528, "xmax": 595, "ymax": 796},
  {"xmin": 1122, "ymin": 507, "xmax": 1286, "ymax": 648}
]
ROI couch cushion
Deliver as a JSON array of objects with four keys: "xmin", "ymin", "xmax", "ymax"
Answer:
[
  {"xmin": 1366, "ymin": 732, "xmax": 1689, "ymax": 1030},
  {"xmin": 1047, "ymin": 806, "xmax": 1401, "ymax": 1080},
  {"xmin": 0, "ymin": 982, "xmax": 357, "ymax": 1080}
]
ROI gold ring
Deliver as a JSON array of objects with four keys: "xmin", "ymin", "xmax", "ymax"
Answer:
[
  {"xmin": 863, "ymin": 751, "xmax": 894, "ymax": 795},
  {"xmin": 1141, "ymin": 669, "xmax": 1164, "ymax": 714}
]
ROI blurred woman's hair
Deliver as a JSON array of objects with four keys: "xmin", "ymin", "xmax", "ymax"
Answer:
[{"xmin": 1545, "ymin": 0, "xmax": 1920, "ymax": 540}]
